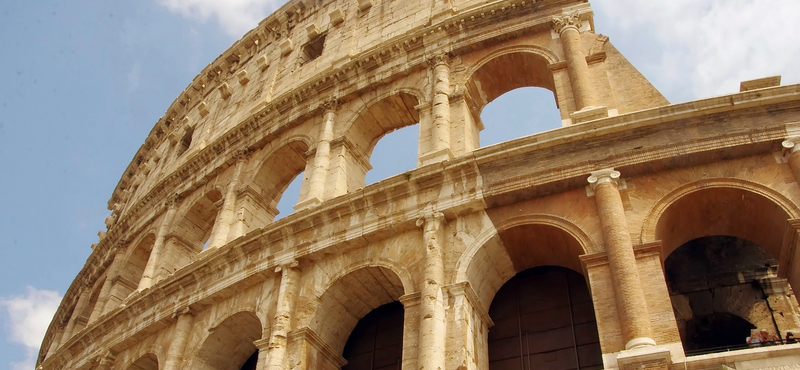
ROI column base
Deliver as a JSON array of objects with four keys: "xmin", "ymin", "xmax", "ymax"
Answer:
[
  {"xmin": 570, "ymin": 105, "xmax": 608, "ymax": 124},
  {"xmin": 293, "ymin": 196, "xmax": 322, "ymax": 211},
  {"xmin": 419, "ymin": 148, "xmax": 453, "ymax": 166},
  {"xmin": 606, "ymin": 343, "xmax": 672, "ymax": 370}
]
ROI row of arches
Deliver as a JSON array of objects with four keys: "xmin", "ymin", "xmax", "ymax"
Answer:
[
  {"xmin": 86, "ymin": 48, "xmax": 568, "ymax": 326},
  {"xmin": 100, "ymin": 181, "xmax": 800, "ymax": 370}
]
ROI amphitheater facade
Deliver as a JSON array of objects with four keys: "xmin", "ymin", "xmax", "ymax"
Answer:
[{"xmin": 38, "ymin": 0, "xmax": 800, "ymax": 369}]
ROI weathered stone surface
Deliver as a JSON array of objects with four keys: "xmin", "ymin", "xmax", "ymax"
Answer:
[{"xmin": 38, "ymin": 0, "xmax": 800, "ymax": 369}]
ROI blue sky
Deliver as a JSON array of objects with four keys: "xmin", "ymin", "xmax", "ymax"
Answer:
[{"xmin": 1, "ymin": 1, "xmax": 798, "ymax": 369}]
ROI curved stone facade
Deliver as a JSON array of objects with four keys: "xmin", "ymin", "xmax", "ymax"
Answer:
[{"xmin": 39, "ymin": 0, "xmax": 800, "ymax": 369}]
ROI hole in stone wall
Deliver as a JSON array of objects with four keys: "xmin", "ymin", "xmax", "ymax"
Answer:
[
  {"xmin": 480, "ymin": 87, "xmax": 561, "ymax": 147},
  {"xmin": 365, "ymin": 125, "xmax": 418, "ymax": 185},
  {"xmin": 177, "ymin": 127, "xmax": 194, "ymax": 156},
  {"xmin": 302, "ymin": 34, "xmax": 327, "ymax": 64}
]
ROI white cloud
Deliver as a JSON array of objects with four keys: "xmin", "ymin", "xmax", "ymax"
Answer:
[
  {"xmin": 155, "ymin": 0, "xmax": 286, "ymax": 37},
  {"xmin": 593, "ymin": 0, "xmax": 800, "ymax": 102},
  {"xmin": 0, "ymin": 287, "xmax": 62, "ymax": 370}
]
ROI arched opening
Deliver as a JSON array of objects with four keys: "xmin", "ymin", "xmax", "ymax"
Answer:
[
  {"xmin": 191, "ymin": 311, "xmax": 262, "ymax": 370},
  {"xmin": 312, "ymin": 266, "xmax": 406, "ymax": 368},
  {"xmin": 342, "ymin": 92, "xmax": 420, "ymax": 189},
  {"xmin": 251, "ymin": 140, "xmax": 309, "ymax": 221},
  {"xmin": 654, "ymin": 187, "xmax": 800, "ymax": 354},
  {"xmin": 465, "ymin": 51, "xmax": 561, "ymax": 148},
  {"xmin": 480, "ymin": 87, "xmax": 561, "ymax": 147},
  {"xmin": 175, "ymin": 189, "xmax": 223, "ymax": 251},
  {"xmin": 342, "ymin": 301, "xmax": 404, "ymax": 370},
  {"xmin": 127, "ymin": 353, "xmax": 158, "ymax": 370},
  {"xmin": 122, "ymin": 234, "xmax": 156, "ymax": 292},
  {"xmin": 665, "ymin": 236, "xmax": 785, "ymax": 354},
  {"xmin": 488, "ymin": 266, "xmax": 602, "ymax": 370},
  {"xmin": 365, "ymin": 125, "xmax": 418, "ymax": 185},
  {"xmin": 275, "ymin": 171, "xmax": 303, "ymax": 220}
]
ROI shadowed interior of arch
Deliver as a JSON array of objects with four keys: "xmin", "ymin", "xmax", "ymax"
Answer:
[
  {"xmin": 466, "ymin": 51, "xmax": 561, "ymax": 148},
  {"xmin": 313, "ymin": 266, "xmax": 406, "ymax": 358},
  {"xmin": 664, "ymin": 236, "xmax": 783, "ymax": 354},
  {"xmin": 191, "ymin": 311, "xmax": 262, "ymax": 370},
  {"xmin": 126, "ymin": 353, "xmax": 158, "ymax": 370}
]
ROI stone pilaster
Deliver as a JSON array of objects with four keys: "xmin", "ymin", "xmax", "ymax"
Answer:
[
  {"xmin": 138, "ymin": 195, "xmax": 181, "ymax": 290},
  {"xmin": 444, "ymin": 282, "xmax": 493, "ymax": 370},
  {"xmin": 163, "ymin": 307, "xmax": 195, "ymax": 370},
  {"xmin": 265, "ymin": 260, "xmax": 301, "ymax": 370},
  {"xmin": 208, "ymin": 150, "xmax": 249, "ymax": 248},
  {"xmin": 421, "ymin": 54, "xmax": 454, "ymax": 165},
  {"xmin": 296, "ymin": 97, "xmax": 338, "ymax": 210},
  {"xmin": 416, "ymin": 212, "xmax": 447, "ymax": 370},
  {"xmin": 61, "ymin": 287, "xmax": 91, "ymax": 341},
  {"xmin": 587, "ymin": 169, "xmax": 655, "ymax": 350}
]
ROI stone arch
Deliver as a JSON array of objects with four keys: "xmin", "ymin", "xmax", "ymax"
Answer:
[
  {"xmin": 463, "ymin": 45, "xmax": 560, "ymax": 118},
  {"xmin": 455, "ymin": 214, "xmax": 594, "ymax": 312},
  {"xmin": 123, "ymin": 352, "xmax": 159, "ymax": 370},
  {"xmin": 172, "ymin": 188, "xmax": 225, "ymax": 252},
  {"xmin": 119, "ymin": 232, "xmax": 157, "ymax": 293},
  {"xmin": 188, "ymin": 310, "xmax": 263, "ymax": 370},
  {"xmin": 639, "ymin": 178, "xmax": 800, "ymax": 260},
  {"xmin": 317, "ymin": 258, "xmax": 415, "ymax": 298},
  {"xmin": 247, "ymin": 137, "xmax": 312, "ymax": 221},
  {"xmin": 309, "ymin": 265, "xmax": 407, "ymax": 356},
  {"xmin": 338, "ymin": 90, "xmax": 422, "ymax": 191}
]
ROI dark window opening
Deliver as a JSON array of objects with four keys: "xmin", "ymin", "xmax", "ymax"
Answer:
[
  {"xmin": 302, "ymin": 34, "xmax": 326, "ymax": 63},
  {"xmin": 342, "ymin": 301, "xmax": 404, "ymax": 370},
  {"xmin": 488, "ymin": 266, "xmax": 603, "ymax": 370},
  {"xmin": 177, "ymin": 127, "xmax": 194, "ymax": 156}
]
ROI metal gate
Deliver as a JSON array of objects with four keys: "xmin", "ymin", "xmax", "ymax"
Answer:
[{"xmin": 488, "ymin": 266, "xmax": 603, "ymax": 370}]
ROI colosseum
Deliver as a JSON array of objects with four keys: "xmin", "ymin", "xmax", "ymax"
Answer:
[{"xmin": 37, "ymin": 0, "xmax": 800, "ymax": 369}]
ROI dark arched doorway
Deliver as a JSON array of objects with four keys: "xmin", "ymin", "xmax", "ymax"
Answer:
[
  {"xmin": 342, "ymin": 301, "xmax": 404, "ymax": 370},
  {"xmin": 488, "ymin": 266, "xmax": 602, "ymax": 370},
  {"xmin": 665, "ymin": 235, "xmax": 782, "ymax": 354}
]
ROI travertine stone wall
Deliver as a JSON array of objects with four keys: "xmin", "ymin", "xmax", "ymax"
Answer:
[{"xmin": 39, "ymin": 0, "xmax": 800, "ymax": 369}]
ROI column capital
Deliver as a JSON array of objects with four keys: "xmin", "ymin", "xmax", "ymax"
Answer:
[
  {"xmin": 552, "ymin": 12, "xmax": 582, "ymax": 35},
  {"xmin": 319, "ymin": 95, "xmax": 339, "ymax": 112},
  {"xmin": 587, "ymin": 168, "xmax": 621, "ymax": 190},
  {"xmin": 97, "ymin": 350, "xmax": 117, "ymax": 368},
  {"xmin": 783, "ymin": 138, "xmax": 800, "ymax": 154},
  {"xmin": 172, "ymin": 306, "xmax": 195, "ymax": 319},
  {"xmin": 233, "ymin": 147, "xmax": 252, "ymax": 161},
  {"xmin": 427, "ymin": 52, "xmax": 451, "ymax": 68},
  {"xmin": 416, "ymin": 212, "xmax": 445, "ymax": 231},
  {"xmin": 274, "ymin": 259, "xmax": 299, "ymax": 273},
  {"xmin": 164, "ymin": 194, "xmax": 182, "ymax": 208}
]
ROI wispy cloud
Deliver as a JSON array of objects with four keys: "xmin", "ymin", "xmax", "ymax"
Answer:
[
  {"xmin": 1, "ymin": 287, "xmax": 62, "ymax": 370},
  {"xmin": 155, "ymin": 0, "xmax": 286, "ymax": 37},
  {"xmin": 593, "ymin": 0, "xmax": 800, "ymax": 102}
]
